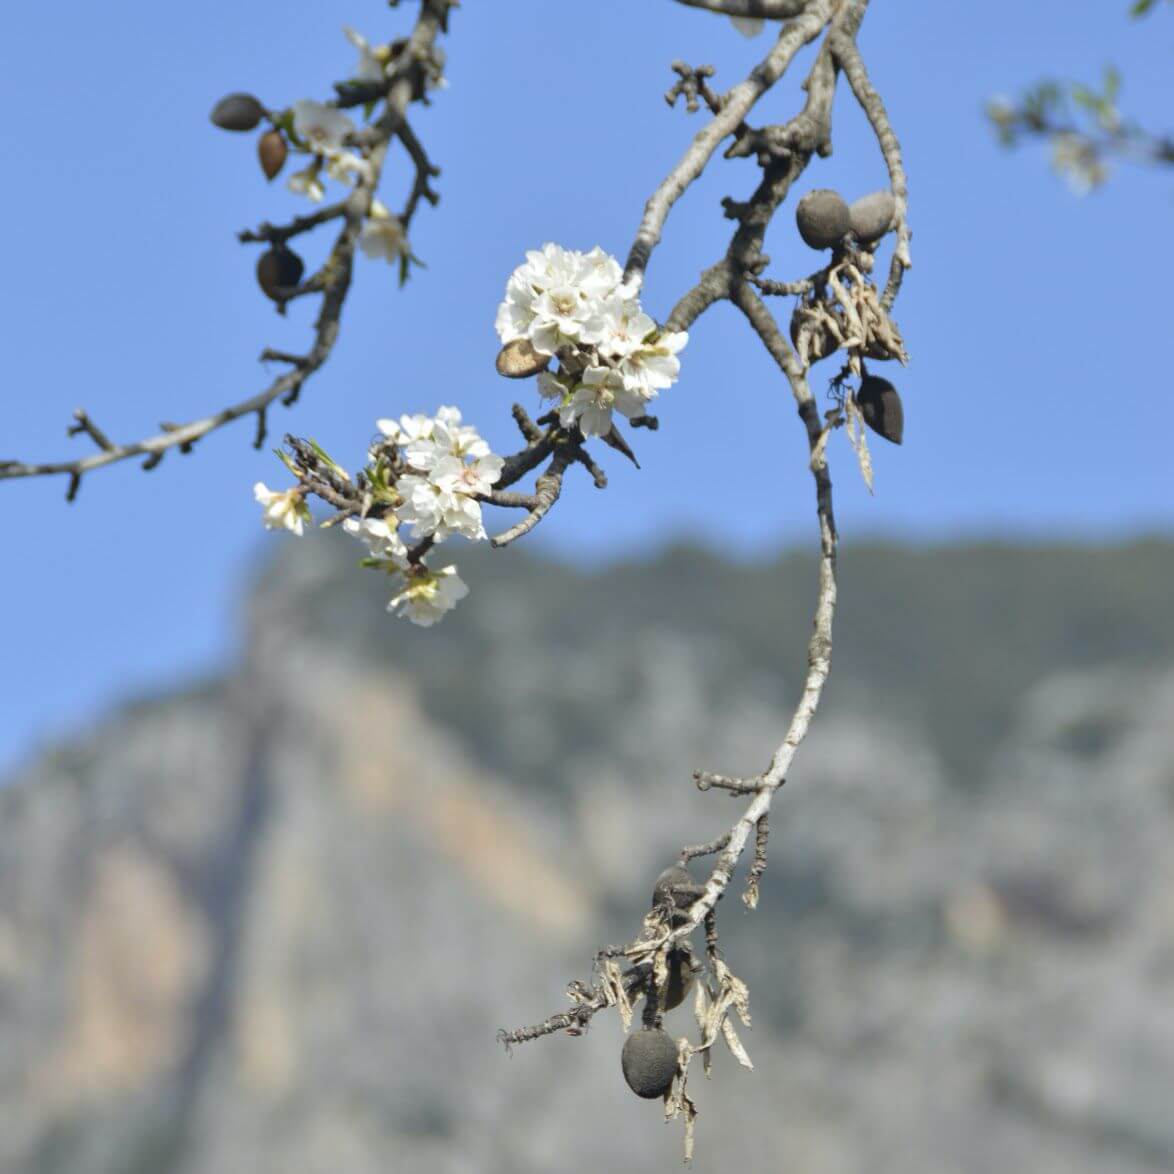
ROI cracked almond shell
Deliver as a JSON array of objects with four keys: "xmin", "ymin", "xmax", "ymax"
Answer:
[
  {"xmin": 495, "ymin": 338, "xmax": 550, "ymax": 379},
  {"xmin": 856, "ymin": 374, "xmax": 904, "ymax": 445},
  {"xmin": 795, "ymin": 189, "xmax": 851, "ymax": 250},
  {"xmin": 622, "ymin": 1028, "xmax": 678, "ymax": 1099},
  {"xmin": 210, "ymin": 92, "xmax": 265, "ymax": 132}
]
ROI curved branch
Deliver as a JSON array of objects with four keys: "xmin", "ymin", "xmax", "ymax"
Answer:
[{"xmin": 830, "ymin": 29, "xmax": 911, "ymax": 308}]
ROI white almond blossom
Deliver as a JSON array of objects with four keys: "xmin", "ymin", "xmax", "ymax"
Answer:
[
  {"xmin": 405, "ymin": 414, "xmax": 490, "ymax": 470},
  {"xmin": 287, "ymin": 161, "xmax": 325, "ymax": 202},
  {"xmin": 560, "ymin": 366, "xmax": 648, "ymax": 437},
  {"xmin": 596, "ymin": 297, "xmax": 657, "ymax": 360},
  {"xmin": 432, "ymin": 452, "xmax": 504, "ymax": 499},
  {"xmin": 343, "ymin": 27, "xmax": 385, "ymax": 82},
  {"xmin": 616, "ymin": 329, "xmax": 689, "ymax": 397},
  {"xmin": 291, "ymin": 100, "xmax": 355, "ymax": 154},
  {"xmin": 395, "ymin": 473, "xmax": 449, "ymax": 540},
  {"xmin": 359, "ymin": 199, "xmax": 409, "ymax": 263},
  {"xmin": 342, "ymin": 515, "xmax": 407, "ymax": 563},
  {"xmin": 388, "ymin": 565, "xmax": 468, "ymax": 627},
  {"xmin": 254, "ymin": 482, "xmax": 310, "ymax": 536},
  {"xmin": 383, "ymin": 407, "xmax": 503, "ymax": 542}
]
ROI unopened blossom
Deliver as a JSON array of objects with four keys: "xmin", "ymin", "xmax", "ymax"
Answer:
[
  {"xmin": 559, "ymin": 366, "xmax": 647, "ymax": 437},
  {"xmin": 287, "ymin": 161, "xmax": 325, "ymax": 202},
  {"xmin": 254, "ymin": 482, "xmax": 310, "ymax": 536},
  {"xmin": 291, "ymin": 100, "xmax": 355, "ymax": 154},
  {"xmin": 359, "ymin": 200, "xmax": 409, "ymax": 263},
  {"xmin": 343, "ymin": 27, "xmax": 385, "ymax": 82},
  {"xmin": 388, "ymin": 565, "xmax": 468, "ymax": 626},
  {"xmin": 342, "ymin": 515, "xmax": 407, "ymax": 563}
]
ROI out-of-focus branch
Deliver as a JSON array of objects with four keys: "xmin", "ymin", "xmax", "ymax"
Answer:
[
  {"xmin": 830, "ymin": 29, "xmax": 911, "ymax": 308},
  {"xmin": 673, "ymin": 0, "xmax": 811, "ymax": 16}
]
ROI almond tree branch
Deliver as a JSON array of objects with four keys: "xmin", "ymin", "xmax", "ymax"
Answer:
[
  {"xmin": 624, "ymin": 0, "xmax": 833, "ymax": 285},
  {"xmin": 500, "ymin": 21, "xmax": 916, "ymax": 1131}
]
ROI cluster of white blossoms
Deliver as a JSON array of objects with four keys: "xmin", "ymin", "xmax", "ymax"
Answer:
[
  {"xmin": 252, "ymin": 407, "xmax": 499, "ymax": 627},
  {"xmin": 375, "ymin": 406, "xmax": 504, "ymax": 543},
  {"xmin": 495, "ymin": 244, "xmax": 688, "ymax": 438}
]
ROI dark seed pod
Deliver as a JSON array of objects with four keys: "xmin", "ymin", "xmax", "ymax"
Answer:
[
  {"xmin": 662, "ymin": 949, "xmax": 695, "ymax": 1012},
  {"xmin": 849, "ymin": 190, "xmax": 896, "ymax": 247},
  {"xmin": 210, "ymin": 92, "xmax": 265, "ymax": 132},
  {"xmin": 795, "ymin": 189, "xmax": 851, "ymax": 250},
  {"xmin": 653, "ymin": 864, "xmax": 695, "ymax": 927},
  {"xmin": 258, "ymin": 129, "xmax": 288, "ymax": 180},
  {"xmin": 856, "ymin": 374, "xmax": 904, "ymax": 445},
  {"xmin": 622, "ymin": 1028, "xmax": 679, "ymax": 1099},
  {"xmin": 495, "ymin": 338, "xmax": 550, "ymax": 379},
  {"xmin": 256, "ymin": 245, "xmax": 304, "ymax": 301},
  {"xmin": 790, "ymin": 312, "xmax": 839, "ymax": 364}
]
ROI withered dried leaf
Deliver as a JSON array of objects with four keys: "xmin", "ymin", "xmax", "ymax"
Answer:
[{"xmin": 721, "ymin": 1016, "xmax": 755, "ymax": 1070}]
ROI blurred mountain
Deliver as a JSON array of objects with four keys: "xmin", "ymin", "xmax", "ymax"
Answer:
[{"xmin": 2, "ymin": 538, "xmax": 1173, "ymax": 1173}]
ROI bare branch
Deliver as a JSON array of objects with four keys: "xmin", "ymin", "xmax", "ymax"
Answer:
[{"xmin": 624, "ymin": 0, "xmax": 833, "ymax": 285}]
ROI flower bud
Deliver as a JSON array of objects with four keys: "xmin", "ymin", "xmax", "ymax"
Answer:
[
  {"xmin": 211, "ymin": 93, "xmax": 265, "ymax": 132},
  {"xmin": 258, "ymin": 129, "xmax": 288, "ymax": 180},
  {"xmin": 256, "ymin": 245, "xmax": 304, "ymax": 301},
  {"xmin": 621, "ymin": 1028, "xmax": 678, "ymax": 1099},
  {"xmin": 856, "ymin": 374, "xmax": 904, "ymax": 445},
  {"xmin": 495, "ymin": 338, "xmax": 551, "ymax": 379},
  {"xmin": 795, "ymin": 189, "xmax": 851, "ymax": 250},
  {"xmin": 849, "ymin": 190, "xmax": 896, "ymax": 247}
]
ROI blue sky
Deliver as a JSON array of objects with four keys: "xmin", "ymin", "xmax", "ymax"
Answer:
[{"xmin": 1, "ymin": 0, "xmax": 1171, "ymax": 772}]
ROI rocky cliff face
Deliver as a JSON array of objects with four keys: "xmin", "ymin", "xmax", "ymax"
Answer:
[{"xmin": 2, "ymin": 541, "xmax": 1173, "ymax": 1173}]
